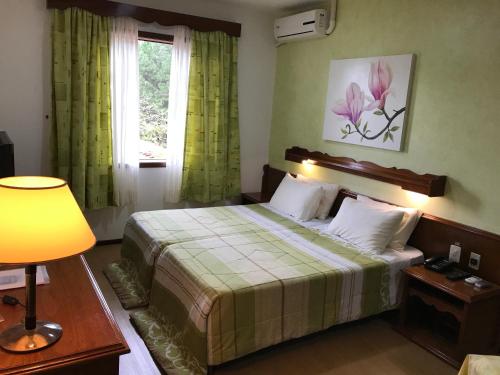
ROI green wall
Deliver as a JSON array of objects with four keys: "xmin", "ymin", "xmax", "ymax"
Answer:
[{"xmin": 269, "ymin": 0, "xmax": 500, "ymax": 235}]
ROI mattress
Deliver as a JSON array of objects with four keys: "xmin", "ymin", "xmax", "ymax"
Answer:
[{"xmin": 130, "ymin": 221, "xmax": 423, "ymax": 374}]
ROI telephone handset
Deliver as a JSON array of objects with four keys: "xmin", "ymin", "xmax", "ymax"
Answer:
[{"xmin": 424, "ymin": 256, "xmax": 454, "ymax": 273}]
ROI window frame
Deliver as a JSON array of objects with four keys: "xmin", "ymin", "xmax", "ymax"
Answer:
[
  {"xmin": 138, "ymin": 30, "xmax": 174, "ymax": 169},
  {"xmin": 138, "ymin": 31, "xmax": 174, "ymax": 44}
]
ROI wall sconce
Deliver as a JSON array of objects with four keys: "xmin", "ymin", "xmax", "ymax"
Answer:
[
  {"xmin": 301, "ymin": 159, "xmax": 317, "ymax": 173},
  {"xmin": 405, "ymin": 190, "xmax": 430, "ymax": 208},
  {"xmin": 301, "ymin": 159, "xmax": 317, "ymax": 165}
]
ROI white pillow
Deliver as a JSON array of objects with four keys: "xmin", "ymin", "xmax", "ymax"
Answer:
[
  {"xmin": 357, "ymin": 195, "xmax": 422, "ymax": 251},
  {"xmin": 327, "ymin": 198, "xmax": 404, "ymax": 253},
  {"xmin": 269, "ymin": 174, "xmax": 323, "ymax": 221},
  {"xmin": 296, "ymin": 174, "xmax": 340, "ymax": 220}
]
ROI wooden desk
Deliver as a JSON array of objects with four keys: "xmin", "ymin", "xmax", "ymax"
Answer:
[
  {"xmin": 398, "ymin": 265, "xmax": 500, "ymax": 368},
  {"xmin": 0, "ymin": 256, "xmax": 129, "ymax": 374}
]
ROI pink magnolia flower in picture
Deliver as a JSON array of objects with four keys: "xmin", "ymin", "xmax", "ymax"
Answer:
[
  {"xmin": 368, "ymin": 60, "xmax": 393, "ymax": 109},
  {"xmin": 332, "ymin": 82, "xmax": 379, "ymax": 125},
  {"xmin": 325, "ymin": 54, "xmax": 413, "ymax": 148}
]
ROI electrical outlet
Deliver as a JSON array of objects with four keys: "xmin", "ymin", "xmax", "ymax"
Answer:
[
  {"xmin": 449, "ymin": 243, "xmax": 461, "ymax": 263},
  {"xmin": 469, "ymin": 252, "xmax": 481, "ymax": 270}
]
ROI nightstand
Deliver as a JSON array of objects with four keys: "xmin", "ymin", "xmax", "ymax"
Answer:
[
  {"xmin": 398, "ymin": 265, "xmax": 500, "ymax": 368},
  {"xmin": 241, "ymin": 192, "xmax": 264, "ymax": 204}
]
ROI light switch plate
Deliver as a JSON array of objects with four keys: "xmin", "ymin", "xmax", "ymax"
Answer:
[
  {"xmin": 449, "ymin": 244, "xmax": 461, "ymax": 263},
  {"xmin": 469, "ymin": 252, "xmax": 481, "ymax": 270}
]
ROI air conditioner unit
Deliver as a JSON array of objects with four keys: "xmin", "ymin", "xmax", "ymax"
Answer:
[{"xmin": 274, "ymin": 9, "xmax": 327, "ymax": 43}]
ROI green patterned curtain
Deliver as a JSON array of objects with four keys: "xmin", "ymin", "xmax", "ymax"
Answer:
[
  {"xmin": 181, "ymin": 31, "xmax": 241, "ymax": 203},
  {"xmin": 51, "ymin": 9, "xmax": 114, "ymax": 209}
]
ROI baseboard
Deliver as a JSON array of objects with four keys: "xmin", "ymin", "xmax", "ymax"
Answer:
[{"xmin": 96, "ymin": 239, "xmax": 123, "ymax": 246}]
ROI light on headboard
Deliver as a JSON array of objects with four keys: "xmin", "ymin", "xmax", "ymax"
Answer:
[
  {"xmin": 301, "ymin": 159, "xmax": 317, "ymax": 165},
  {"xmin": 286, "ymin": 147, "xmax": 447, "ymax": 197},
  {"xmin": 405, "ymin": 190, "xmax": 430, "ymax": 208},
  {"xmin": 301, "ymin": 159, "xmax": 317, "ymax": 174}
]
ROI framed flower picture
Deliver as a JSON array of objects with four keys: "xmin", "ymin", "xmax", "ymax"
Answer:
[{"xmin": 322, "ymin": 54, "xmax": 415, "ymax": 151}]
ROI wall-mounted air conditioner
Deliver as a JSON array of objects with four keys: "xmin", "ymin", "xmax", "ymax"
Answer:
[
  {"xmin": 274, "ymin": 9, "xmax": 327, "ymax": 43},
  {"xmin": 274, "ymin": 0, "xmax": 336, "ymax": 44}
]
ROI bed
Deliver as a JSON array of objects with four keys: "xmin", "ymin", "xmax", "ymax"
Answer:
[
  {"xmin": 104, "ymin": 161, "xmax": 427, "ymax": 373},
  {"xmin": 128, "ymin": 203, "xmax": 423, "ymax": 374},
  {"xmin": 104, "ymin": 204, "xmax": 324, "ymax": 308}
]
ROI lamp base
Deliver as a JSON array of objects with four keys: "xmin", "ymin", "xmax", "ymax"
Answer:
[{"xmin": 0, "ymin": 321, "xmax": 62, "ymax": 352}]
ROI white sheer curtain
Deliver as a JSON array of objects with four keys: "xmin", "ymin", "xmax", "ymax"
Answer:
[
  {"xmin": 164, "ymin": 26, "xmax": 192, "ymax": 203},
  {"xmin": 110, "ymin": 18, "xmax": 140, "ymax": 206}
]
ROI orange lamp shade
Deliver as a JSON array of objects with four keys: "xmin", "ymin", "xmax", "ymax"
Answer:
[{"xmin": 0, "ymin": 176, "xmax": 96, "ymax": 264}]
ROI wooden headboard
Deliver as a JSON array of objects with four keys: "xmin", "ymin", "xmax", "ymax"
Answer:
[{"xmin": 261, "ymin": 164, "xmax": 500, "ymax": 285}]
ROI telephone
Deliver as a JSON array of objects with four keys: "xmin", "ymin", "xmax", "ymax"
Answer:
[{"xmin": 424, "ymin": 256, "xmax": 454, "ymax": 273}]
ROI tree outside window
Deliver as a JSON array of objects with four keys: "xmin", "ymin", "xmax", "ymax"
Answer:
[{"xmin": 138, "ymin": 38, "xmax": 172, "ymax": 160}]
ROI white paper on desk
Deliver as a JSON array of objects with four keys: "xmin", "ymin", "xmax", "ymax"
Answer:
[{"xmin": 0, "ymin": 267, "xmax": 50, "ymax": 290}]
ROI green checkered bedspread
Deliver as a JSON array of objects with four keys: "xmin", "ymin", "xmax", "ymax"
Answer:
[
  {"xmin": 130, "ymin": 227, "xmax": 393, "ymax": 374},
  {"xmin": 104, "ymin": 205, "xmax": 304, "ymax": 308}
]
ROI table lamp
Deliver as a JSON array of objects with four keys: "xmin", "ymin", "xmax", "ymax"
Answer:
[{"xmin": 0, "ymin": 176, "xmax": 96, "ymax": 352}]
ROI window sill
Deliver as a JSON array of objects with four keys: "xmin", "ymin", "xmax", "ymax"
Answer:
[{"xmin": 139, "ymin": 161, "xmax": 166, "ymax": 168}]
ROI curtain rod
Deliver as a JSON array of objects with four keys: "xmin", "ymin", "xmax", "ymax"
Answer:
[{"xmin": 46, "ymin": 0, "xmax": 242, "ymax": 37}]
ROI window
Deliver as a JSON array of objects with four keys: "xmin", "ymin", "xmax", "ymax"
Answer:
[{"xmin": 138, "ymin": 32, "xmax": 173, "ymax": 165}]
